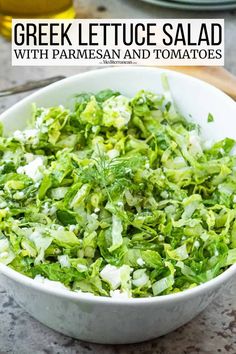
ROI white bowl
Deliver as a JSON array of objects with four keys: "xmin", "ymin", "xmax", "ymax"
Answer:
[{"xmin": 0, "ymin": 67, "xmax": 236, "ymax": 344}]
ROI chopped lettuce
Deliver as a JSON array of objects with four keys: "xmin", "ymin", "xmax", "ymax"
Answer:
[{"xmin": 0, "ymin": 86, "xmax": 236, "ymax": 298}]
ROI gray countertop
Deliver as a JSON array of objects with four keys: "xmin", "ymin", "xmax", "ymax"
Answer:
[{"xmin": 0, "ymin": 1, "xmax": 236, "ymax": 353}]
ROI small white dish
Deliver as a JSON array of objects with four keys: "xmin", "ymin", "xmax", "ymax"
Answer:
[
  {"xmin": 0, "ymin": 67, "xmax": 236, "ymax": 344},
  {"xmin": 139, "ymin": 0, "xmax": 236, "ymax": 10}
]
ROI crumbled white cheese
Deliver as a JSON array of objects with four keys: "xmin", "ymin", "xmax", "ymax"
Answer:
[
  {"xmin": 42, "ymin": 202, "xmax": 50, "ymax": 215},
  {"xmin": 13, "ymin": 130, "xmax": 25, "ymax": 142},
  {"xmin": 58, "ymin": 255, "xmax": 70, "ymax": 268},
  {"xmin": 3, "ymin": 150, "xmax": 15, "ymax": 162},
  {"xmin": 100, "ymin": 264, "xmax": 129, "ymax": 290},
  {"xmin": 77, "ymin": 263, "xmax": 88, "ymax": 271},
  {"xmin": 42, "ymin": 202, "xmax": 56, "ymax": 216},
  {"xmin": 102, "ymin": 95, "xmax": 131, "ymax": 129},
  {"xmin": 69, "ymin": 224, "xmax": 76, "ymax": 232},
  {"xmin": 193, "ymin": 240, "xmax": 200, "ymax": 248},
  {"xmin": 107, "ymin": 149, "xmax": 120, "ymax": 160},
  {"xmin": 91, "ymin": 126, "xmax": 99, "ymax": 133},
  {"xmin": 13, "ymin": 191, "xmax": 24, "ymax": 200},
  {"xmin": 160, "ymin": 191, "xmax": 169, "ymax": 199},
  {"xmin": 137, "ymin": 257, "xmax": 145, "ymax": 266},
  {"xmin": 25, "ymin": 129, "xmax": 39, "ymax": 140},
  {"xmin": 13, "ymin": 129, "xmax": 39, "ymax": 144},
  {"xmin": 17, "ymin": 156, "xmax": 44, "ymax": 181},
  {"xmin": 35, "ymin": 108, "xmax": 50, "ymax": 129},
  {"xmin": 25, "ymin": 153, "xmax": 35, "ymax": 163}
]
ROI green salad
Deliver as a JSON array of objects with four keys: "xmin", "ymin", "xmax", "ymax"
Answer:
[{"xmin": 0, "ymin": 82, "xmax": 236, "ymax": 298}]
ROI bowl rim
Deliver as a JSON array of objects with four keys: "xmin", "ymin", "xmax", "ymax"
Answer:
[
  {"xmin": 1, "ymin": 261, "xmax": 236, "ymax": 304},
  {"xmin": 0, "ymin": 66, "xmax": 236, "ymax": 304}
]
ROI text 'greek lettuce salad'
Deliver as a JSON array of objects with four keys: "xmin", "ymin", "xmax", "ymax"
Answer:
[{"xmin": 1, "ymin": 84, "xmax": 236, "ymax": 298}]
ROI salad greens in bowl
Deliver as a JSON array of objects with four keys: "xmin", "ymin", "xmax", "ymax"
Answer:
[{"xmin": 0, "ymin": 67, "xmax": 236, "ymax": 343}]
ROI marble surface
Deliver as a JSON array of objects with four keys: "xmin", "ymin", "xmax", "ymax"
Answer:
[{"xmin": 0, "ymin": 0, "xmax": 236, "ymax": 353}]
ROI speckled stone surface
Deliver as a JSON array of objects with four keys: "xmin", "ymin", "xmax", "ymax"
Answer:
[{"xmin": 0, "ymin": 1, "xmax": 236, "ymax": 353}]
